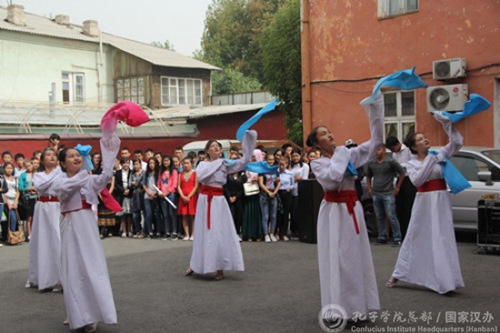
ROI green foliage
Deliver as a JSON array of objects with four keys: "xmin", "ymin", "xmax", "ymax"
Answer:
[
  {"xmin": 211, "ymin": 67, "xmax": 262, "ymax": 95},
  {"xmin": 260, "ymin": 0, "xmax": 302, "ymax": 145},
  {"xmin": 151, "ymin": 40, "xmax": 175, "ymax": 51}
]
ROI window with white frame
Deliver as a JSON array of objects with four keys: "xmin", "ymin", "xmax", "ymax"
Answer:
[
  {"xmin": 116, "ymin": 77, "xmax": 146, "ymax": 105},
  {"xmin": 62, "ymin": 72, "xmax": 85, "ymax": 104},
  {"xmin": 383, "ymin": 90, "xmax": 416, "ymax": 144},
  {"xmin": 378, "ymin": 0, "xmax": 418, "ymax": 19},
  {"xmin": 161, "ymin": 76, "xmax": 202, "ymax": 106}
]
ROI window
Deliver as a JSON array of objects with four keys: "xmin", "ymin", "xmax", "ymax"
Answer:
[
  {"xmin": 449, "ymin": 156, "xmax": 489, "ymax": 182},
  {"xmin": 383, "ymin": 90, "xmax": 416, "ymax": 144},
  {"xmin": 116, "ymin": 77, "xmax": 146, "ymax": 105},
  {"xmin": 62, "ymin": 72, "xmax": 85, "ymax": 104},
  {"xmin": 378, "ymin": 0, "xmax": 418, "ymax": 19},
  {"xmin": 161, "ymin": 77, "xmax": 202, "ymax": 106}
]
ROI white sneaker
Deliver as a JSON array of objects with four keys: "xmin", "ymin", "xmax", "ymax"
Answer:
[
  {"xmin": 183, "ymin": 236, "xmax": 190, "ymax": 241},
  {"xmin": 270, "ymin": 234, "xmax": 277, "ymax": 242},
  {"xmin": 238, "ymin": 235, "xmax": 242, "ymax": 242},
  {"xmin": 0, "ymin": 243, "xmax": 3, "ymax": 247},
  {"xmin": 25, "ymin": 280, "xmax": 31, "ymax": 288},
  {"xmin": 189, "ymin": 236, "xmax": 194, "ymax": 241},
  {"xmin": 264, "ymin": 234, "xmax": 271, "ymax": 243},
  {"xmin": 283, "ymin": 235, "xmax": 290, "ymax": 241}
]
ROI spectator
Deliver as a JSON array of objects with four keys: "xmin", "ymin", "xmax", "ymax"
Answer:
[
  {"xmin": 18, "ymin": 159, "xmax": 37, "ymax": 240},
  {"xmin": 121, "ymin": 147, "xmax": 131, "ymax": 160},
  {"xmin": 241, "ymin": 150, "xmax": 263, "ymax": 242},
  {"xmin": 158, "ymin": 155, "xmax": 179, "ymax": 239},
  {"xmin": 281, "ymin": 143, "xmax": 293, "ymax": 159},
  {"xmin": 172, "ymin": 155, "xmax": 181, "ymax": 171},
  {"xmin": 224, "ymin": 154, "xmax": 246, "ymax": 240},
  {"xmin": 91, "ymin": 152, "xmax": 102, "ymax": 175},
  {"xmin": 140, "ymin": 157, "xmax": 161, "ymax": 238},
  {"xmin": 144, "ymin": 148, "xmax": 154, "ymax": 162},
  {"xmin": 386, "ymin": 136, "xmax": 417, "ymax": 240},
  {"xmin": 174, "ymin": 146, "xmax": 184, "ymax": 172},
  {"xmin": 196, "ymin": 150, "xmax": 206, "ymax": 168},
  {"xmin": 114, "ymin": 157, "xmax": 133, "ymax": 238},
  {"xmin": 259, "ymin": 153, "xmax": 280, "ymax": 242},
  {"xmin": 289, "ymin": 148, "xmax": 310, "ymax": 238},
  {"xmin": 273, "ymin": 148, "xmax": 283, "ymax": 162},
  {"xmin": 97, "ymin": 160, "xmax": 116, "ymax": 239},
  {"xmin": 2, "ymin": 162, "xmax": 20, "ymax": 236},
  {"xmin": 0, "ymin": 167, "xmax": 10, "ymax": 242},
  {"xmin": 134, "ymin": 149, "xmax": 147, "ymax": 171},
  {"xmin": 229, "ymin": 146, "xmax": 240, "ymax": 160},
  {"xmin": 14, "ymin": 153, "xmax": 25, "ymax": 178},
  {"xmin": 365, "ymin": 144, "xmax": 405, "ymax": 246},
  {"xmin": 178, "ymin": 157, "xmax": 198, "ymax": 241},
  {"xmin": 0, "ymin": 150, "xmax": 13, "ymax": 175},
  {"xmin": 277, "ymin": 156, "xmax": 294, "ymax": 241},
  {"xmin": 129, "ymin": 158, "xmax": 145, "ymax": 237},
  {"xmin": 48, "ymin": 133, "xmax": 61, "ymax": 152},
  {"xmin": 154, "ymin": 151, "xmax": 163, "ymax": 166}
]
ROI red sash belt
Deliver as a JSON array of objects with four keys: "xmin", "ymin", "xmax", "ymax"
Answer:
[
  {"xmin": 417, "ymin": 179, "xmax": 447, "ymax": 193},
  {"xmin": 323, "ymin": 190, "xmax": 360, "ymax": 234},
  {"xmin": 38, "ymin": 195, "xmax": 59, "ymax": 202},
  {"xmin": 61, "ymin": 201, "xmax": 92, "ymax": 216},
  {"xmin": 200, "ymin": 185, "xmax": 224, "ymax": 229}
]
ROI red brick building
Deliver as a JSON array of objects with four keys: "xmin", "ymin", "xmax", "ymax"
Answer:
[{"xmin": 301, "ymin": 0, "xmax": 500, "ymax": 148}]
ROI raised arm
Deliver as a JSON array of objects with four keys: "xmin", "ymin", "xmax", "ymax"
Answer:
[{"xmin": 226, "ymin": 130, "xmax": 258, "ymax": 174}]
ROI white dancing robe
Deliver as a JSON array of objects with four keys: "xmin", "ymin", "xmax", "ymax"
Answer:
[
  {"xmin": 392, "ymin": 114, "xmax": 464, "ymax": 294},
  {"xmin": 28, "ymin": 167, "xmax": 62, "ymax": 290},
  {"xmin": 55, "ymin": 134, "xmax": 119, "ymax": 329},
  {"xmin": 190, "ymin": 130, "xmax": 257, "ymax": 274},
  {"xmin": 310, "ymin": 95, "xmax": 383, "ymax": 319}
]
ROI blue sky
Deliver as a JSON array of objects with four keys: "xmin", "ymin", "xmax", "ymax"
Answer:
[{"xmin": 7, "ymin": 0, "xmax": 213, "ymax": 56}]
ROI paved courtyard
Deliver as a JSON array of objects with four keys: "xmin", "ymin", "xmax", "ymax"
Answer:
[{"xmin": 1, "ymin": 233, "xmax": 499, "ymax": 332}]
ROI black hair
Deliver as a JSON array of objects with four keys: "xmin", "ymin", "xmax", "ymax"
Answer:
[
  {"xmin": 133, "ymin": 149, "xmax": 143, "ymax": 155},
  {"xmin": 306, "ymin": 126, "xmax": 323, "ymax": 148},
  {"xmin": 14, "ymin": 153, "xmax": 25, "ymax": 160},
  {"xmin": 175, "ymin": 146, "xmax": 184, "ymax": 151},
  {"xmin": 120, "ymin": 157, "xmax": 130, "ymax": 164},
  {"xmin": 1, "ymin": 150, "xmax": 12, "ymax": 159},
  {"xmin": 2, "ymin": 161, "xmax": 14, "ymax": 176},
  {"xmin": 160, "ymin": 154, "xmax": 175, "ymax": 176},
  {"xmin": 197, "ymin": 150, "xmax": 205, "ymax": 156},
  {"xmin": 281, "ymin": 143, "xmax": 293, "ymax": 150},
  {"xmin": 145, "ymin": 148, "xmax": 154, "ymax": 154},
  {"xmin": 145, "ymin": 157, "xmax": 160, "ymax": 181},
  {"xmin": 49, "ymin": 133, "xmax": 61, "ymax": 141},
  {"xmin": 290, "ymin": 148, "xmax": 304, "ymax": 168},
  {"xmin": 58, "ymin": 147, "xmax": 71, "ymax": 172},
  {"xmin": 385, "ymin": 136, "xmax": 400, "ymax": 148},
  {"xmin": 187, "ymin": 151, "xmax": 197, "ymax": 159},
  {"xmin": 204, "ymin": 140, "xmax": 222, "ymax": 160},
  {"xmin": 230, "ymin": 146, "xmax": 239, "ymax": 152}
]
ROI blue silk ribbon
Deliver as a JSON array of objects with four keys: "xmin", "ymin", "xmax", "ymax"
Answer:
[
  {"xmin": 365, "ymin": 67, "xmax": 428, "ymax": 103},
  {"xmin": 75, "ymin": 144, "xmax": 94, "ymax": 172},
  {"xmin": 428, "ymin": 150, "xmax": 471, "ymax": 194},
  {"xmin": 440, "ymin": 93, "xmax": 491, "ymax": 123},
  {"xmin": 236, "ymin": 99, "xmax": 279, "ymax": 141}
]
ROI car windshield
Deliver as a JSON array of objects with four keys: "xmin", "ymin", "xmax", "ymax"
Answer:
[{"xmin": 482, "ymin": 150, "xmax": 500, "ymax": 164}]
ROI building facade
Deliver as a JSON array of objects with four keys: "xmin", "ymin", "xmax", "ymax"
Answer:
[{"xmin": 301, "ymin": 0, "xmax": 500, "ymax": 148}]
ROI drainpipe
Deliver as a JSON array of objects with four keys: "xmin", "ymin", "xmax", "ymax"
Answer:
[{"xmin": 301, "ymin": 0, "xmax": 312, "ymax": 144}]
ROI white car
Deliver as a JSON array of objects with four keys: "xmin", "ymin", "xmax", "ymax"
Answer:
[{"xmin": 448, "ymin": 147, "xmax": 500, "ymax": 232}]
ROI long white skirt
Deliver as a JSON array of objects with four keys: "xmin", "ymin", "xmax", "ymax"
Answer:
[
  {"xmin": 317, "ymin": 200, "xmax": 380, "ymax": 319},
  {"xmin": 190, "ymin": 194, "xmax": 244, "ymax": 273},
  {"xmin": 28, "ymin": 201, "xmax": 62, "ymax": 290},
  {"xmin": 60, "ymin": 209, "xmax": 117, "ymax": 330},
  {"xmin": 392, "ymin": 190, "xmax": 464, "ymax": 294}
]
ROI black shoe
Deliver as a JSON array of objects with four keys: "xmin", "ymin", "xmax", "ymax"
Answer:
[
  {"xmin": 170, "ymin": 233, "xmax": 178, "ymax": 240},
  {"xmin": 391, "ymin": 241, "xmax": 402, "ymax": 247},
  {"xmin": 374, "ymin": 239, "xmax": 387, "ymax": 245}
]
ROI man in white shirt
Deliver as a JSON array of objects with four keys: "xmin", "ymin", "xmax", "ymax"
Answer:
[{"xmin": 386, "ymin": 136, "xmax": 417, "ymax": 240}]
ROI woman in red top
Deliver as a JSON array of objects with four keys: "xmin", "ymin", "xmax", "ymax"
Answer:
[
  {"xmin": 177, "ymin": 157, "xmax": 199, "ymax": 240},
  {"xmin": 158, "ymin": 155, "xmax": 179, "ymax": 239}
]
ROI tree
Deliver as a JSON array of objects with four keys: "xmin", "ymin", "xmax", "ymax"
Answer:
[
  {"xmin": 201, "ymin": 0, "xmax": 285, "ymax": 86},
  {"xmin": 260, "ymin": 0, "xmax": 302, "ymax": 145},
  {"xmin": 151, "ymin": 40, "xmax": 175, "ymax": 51}
]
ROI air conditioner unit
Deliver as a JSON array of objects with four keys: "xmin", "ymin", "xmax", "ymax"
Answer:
[
  {"xmin": 432, "ymin": 57, "xmax": 466, "ymax": 80},
  {"xmin": 427, "ymin": 84, "xmax": 468, "ymax": 112}
]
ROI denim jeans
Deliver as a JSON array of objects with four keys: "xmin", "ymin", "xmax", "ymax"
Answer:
[
  {"xmin": 373, "ymin": 192, "xmax": 402, "ymax": 242},
  {"xmin": 143, "ymin": 197, "xmax": 160, "ymax": 235},
  {"xmin": 260, "ymin": 193, "xmax": 277, "ymax": 234},
  {"xmin": 160, "ymin": 193, "xmax": 178, "ymax": 234},
  {"xmin": 132, "ymin": 210, "xmax": 142, "ymax": 234}
]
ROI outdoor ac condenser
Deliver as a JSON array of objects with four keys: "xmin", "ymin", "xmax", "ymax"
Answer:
[
  {"xmin": 432, "ymin": 57, "xmax": 466, "ymax": 80},
  {"xmin": 427, "ymin": 84, "xmax": 468, "ymax": 112}
]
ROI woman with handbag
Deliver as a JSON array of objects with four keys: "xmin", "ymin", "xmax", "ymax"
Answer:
[
  {"xmin": 18, "ymin": 159, "xmax": 38, "ymax": 241},
  {"xmin": 241, "ymin": 150, "xmax": 263, "ymax": 242},
  {"xmin": 185, "ymin": 130, "xmax": 257, "ymax": 280},
  {"xmin": 27, "ymin": 148, "xmax": 62, "ymax": 290}
]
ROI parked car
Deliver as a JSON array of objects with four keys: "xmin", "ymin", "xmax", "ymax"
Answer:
[{"xmin": 361, "ymin": 146, "xmax": 500, "ymax": 235}]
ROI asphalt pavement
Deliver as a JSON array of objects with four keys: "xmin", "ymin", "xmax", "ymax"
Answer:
[{"xmin": 1, "ymin": 233, "xmax": 499, "ymax": 333}]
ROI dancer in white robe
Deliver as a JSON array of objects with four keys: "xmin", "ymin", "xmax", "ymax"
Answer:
[
  {"xmin": 54, "ymin": 133, "xmax": 120, "ymax": 332},
  {"xmin": 306, "ymin": 94, "xmax": 383, "ymax": 320},
  {"xmin": 387, "ymin": 112, "xmax": 465, "ymax": 294},
  {"xmin": 28, "ymin": 148, "xmax": 62, "ymax": 290},
  {"xmin": 186, "ymin": 130, "xmax": 257, "ymax": 280}
]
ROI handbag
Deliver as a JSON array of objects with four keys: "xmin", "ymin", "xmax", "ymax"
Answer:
[
  {"xmin": 243, "ymin": 182, "xmax": 260, "ymax": 196},
  {"xmin": 7, "ymin": 212, "xmax": 26, "ymax": 245}
]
